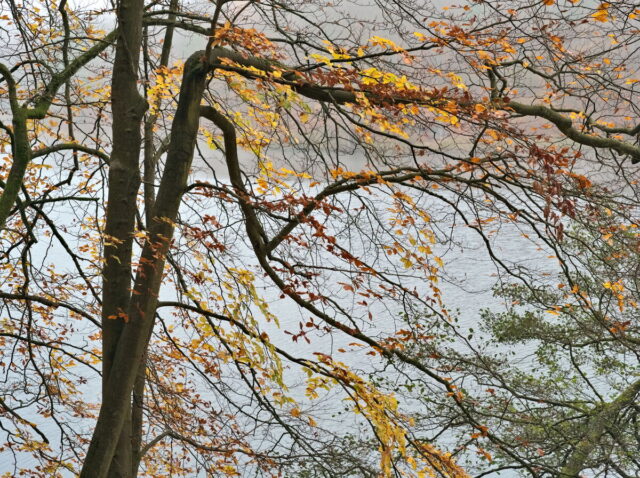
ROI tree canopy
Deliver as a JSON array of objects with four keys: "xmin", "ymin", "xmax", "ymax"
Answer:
[{"xmin": 0, "ymin": 0, "xmax": 639, "ymax": 477}]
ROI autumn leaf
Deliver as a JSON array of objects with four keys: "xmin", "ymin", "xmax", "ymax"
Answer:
[{"xmin": 591, "ymin": 3, "xmax": 611, "ymax": 22}]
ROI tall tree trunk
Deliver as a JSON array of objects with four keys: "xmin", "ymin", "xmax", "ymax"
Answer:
[
  {"xmin": 132, "ymin": 5, "xmax": 179, "ymax": 474},
  {"xmin": 101, "ymin": 0, "xmax": 147, "ymax": 476},
  {"xmin": 81, "ymin": 52, "xmax": 208, "ymax": 478}
]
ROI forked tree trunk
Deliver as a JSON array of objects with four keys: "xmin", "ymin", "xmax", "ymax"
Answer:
[
  {"xmin": 100, "ymin": 0, "xmax": 147, "ymax": 476},
  {"xmin": 81, "ymin": 51, "xmax": 208, "ymax": 478}
]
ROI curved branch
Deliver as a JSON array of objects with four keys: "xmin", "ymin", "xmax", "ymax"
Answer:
[
  {"xmin": 505, "ymin": 100, "xmax": 640, "ymax": 163},
  {"xmin": 27, "ymin": 30, "xmax": 118, "ymax": 119},
  {"xmin": 31, "ymin": 143, "xmax": 110, "ymax": 163},
  {"xmin": 0, "ymin": 291, "xmax": 100, "ymax": 327}
]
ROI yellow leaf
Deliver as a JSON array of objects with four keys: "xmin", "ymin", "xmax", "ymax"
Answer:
[
  {"xmin": 401, "ymin": 257, "xmax": 413, "ymax": 269},
  {"xmin": 414, "ymin": 32, "xmax": 427, "ymax": 41},
  {"xmin": 591, "ymin": 3, "xmax": 611, "ymax": 22}
]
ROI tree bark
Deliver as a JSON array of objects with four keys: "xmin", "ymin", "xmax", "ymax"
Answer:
[
  {"xmin": 81, "ymin": 51, "xmax": 208, "ymax": 478},
  {"xmin": 100, "ymin": 0, "xmax": 147, "ymax": 476},
  {"xmin": 132, "ymin": 6, "xmax": 178, "ymax": 474}
]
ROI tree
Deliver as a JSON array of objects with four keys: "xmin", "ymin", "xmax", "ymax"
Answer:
[
  {"xmin": 1, "ymin": 0, "xmax": 639, "ymax": 477},
  {"xmin": 397, "ymin": 214, "xmax": 640, "ymax": 476}
]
